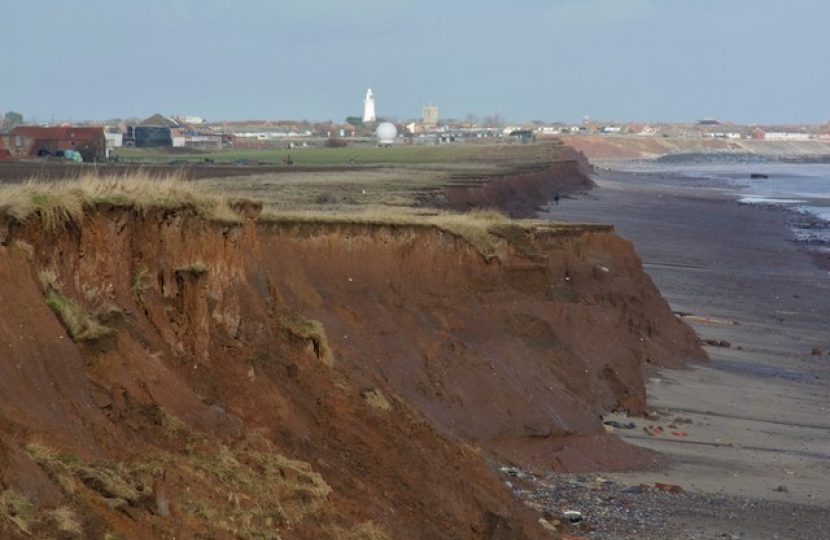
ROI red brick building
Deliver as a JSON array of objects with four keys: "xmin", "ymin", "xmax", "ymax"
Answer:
[{"xmin": 9, "ymin": 126, "xmax": 106, "ymax": 162}]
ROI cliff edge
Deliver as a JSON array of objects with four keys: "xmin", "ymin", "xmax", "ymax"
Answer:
[{"xmin": 0, "ymin": 173, "xmax": 704, "ymax": 539}]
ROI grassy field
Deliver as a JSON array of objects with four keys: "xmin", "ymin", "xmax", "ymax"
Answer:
[
  {"xmin": 1, "ymin": 140, "xmax": 578, "ymax": 229},
  {"xmin": 114, "ymin": 140, "xmax": 555, "ymax": 167},
  {"xmin": 0, "ymin": 164, "xmax": 600, "ymax": 259},
  {"xmin": 109, "ymin": 141, "xmax": 566, "ymax": 213}
]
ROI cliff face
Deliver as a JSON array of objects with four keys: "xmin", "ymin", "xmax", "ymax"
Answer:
[
  {"xmin": 0, "ymin": 195, "xmax": 703, "ymax": 539},
  {"xmin": 444, "ymin": 148, "xmax": 595, "ymax": 217},
  {"xmin": 559, "ymin": 134, "xmax": 830, "ymax": 160}
]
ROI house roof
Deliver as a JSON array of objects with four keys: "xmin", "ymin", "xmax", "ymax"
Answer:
[
  {"xmin": 11, "ymin": 126, "xmax": 105, "ymax": 141},
  {"xmin": 139, "ymin": 114, "xmax": 182, "ymax": 128}
]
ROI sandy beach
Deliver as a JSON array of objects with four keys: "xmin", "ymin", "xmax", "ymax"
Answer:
[{"xmin": 536, "ymin": 169, "xmax": 830, "ymax": 539}]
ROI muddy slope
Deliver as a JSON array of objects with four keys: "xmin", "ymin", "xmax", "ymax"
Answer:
[{"xmin": 0, "ymin": 193, "xmax": 703, "ymax": 539}]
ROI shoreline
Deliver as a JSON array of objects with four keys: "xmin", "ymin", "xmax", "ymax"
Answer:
[
  {"xmin": 592, "ymin": 160, "xmax": 830, "ymax": 272},
  {"xmin": 528, "ymin": 167, "xmax": 830, "ymax": 538}
]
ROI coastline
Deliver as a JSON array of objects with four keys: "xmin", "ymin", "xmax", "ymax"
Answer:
[{"xmin": 532, "ymin": 168, "xmax": 830, "ymax": 538}]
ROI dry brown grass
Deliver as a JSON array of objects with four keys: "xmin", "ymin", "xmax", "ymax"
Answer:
[
  {"xmin": 0, "ymin": 486, "xmax": 85, "ymax": 538},
  {"xmin": 131, "ymin": 265, "xmax": 153, "ymax": 296},
  {"xmin": 0, "ymin": 170, "xmax": 244, "ymax": 232},
  {"xmin": 27, "ymin": 420, "xmax": 333, "ymax": 540},
  {"xmin": 38, "ymin": 269, "xmax": 116, "ymax": 343},
  {"xmin": 262, "ymin": 207, "xmax": 553, "ymax": 256},
  {"xmin": 44, "ymin": 505, "xmax": 83, "ymax": 534},
  {"xmin": 0, "ymin": 168, "xmax": 596, "ymax": 260},
  {"xmin": 328, "ymin": 521, "xmax": 391, "ymax": 540},
  {"xmin": 280, "ymin": 314, "xmax": 334, "ymax": 366},
  {"xmin": 0, "ymin": 489, "xmax": 37, "ymax": 535},
  {"xmin": 197, "ymin": 167, "xmax": 454, "ymax": 213},
  {"xmin": 175, "ymin": 261, "xmax": 209, "ymax": 277}
]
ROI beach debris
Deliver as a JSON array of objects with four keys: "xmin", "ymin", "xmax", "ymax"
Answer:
[
  {"xmin": 673, "ymin": 416, "xmax": 694, "ymax": 424},
  {"xmin": 655, "ymin": 482, "xmax": 684, "ymax": 493},
  {"xmin": 811, "ymin": 347, "xmax": 822, "ymax": 356},
  {"xmin": 644, "ymin": 425, "xmax": 664, "ymax": 436},
  {"xmin": 592, "ymin": 264, "xmax": 611, "ymax": 280},
  {"xmin": 563, "ymin": 510, "xmax": 583, "ymax": 524},
  {"xmin": 603, "ymin": 420, "xmax": 636, "ymax": 429},
  {"xmin": 704, "ymin": 339, "xmax": 732, "ymax": 348},
  {"xmin": 683, "ymin": 315, "xmax": 739, "ymax": 325},
  {"xmin": 670, "ymin": 431, "xmax": 688, "ymax": 437},
  {"xmin": 775, "ymin": 485, "xmax": 790, "ymax": 493}
]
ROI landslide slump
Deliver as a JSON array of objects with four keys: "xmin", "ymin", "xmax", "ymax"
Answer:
[{"xmin": 0, "ymin": 203, "xmax": 703, "ymax": 540}]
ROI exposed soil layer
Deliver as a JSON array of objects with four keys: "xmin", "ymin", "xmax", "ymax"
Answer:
[
  {"xmin": 0, "ymin": 162, "xmax": 703, "ymax": 539},
  {"xmin": 443, "ymin": 147, "xmax": 596, "ymax": 217},
  {"xmin": 559, "ymin": 134, "xmax": 830, "ymax": 161}
]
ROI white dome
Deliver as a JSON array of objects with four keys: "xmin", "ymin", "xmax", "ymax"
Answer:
[{"xmin": 375, "ymin": 122, "xmax": 398, "ymax": 145}]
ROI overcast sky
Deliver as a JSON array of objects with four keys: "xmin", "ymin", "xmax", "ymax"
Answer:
[{"xmin": 3, "ymin": 0, "xmax": 829, "ymax": 125}]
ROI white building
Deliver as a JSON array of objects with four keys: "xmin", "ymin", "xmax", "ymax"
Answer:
[
  {"xmin": 764, "ymin": 132, "xmax": 811, "ymax": 141},
  {"xmin": 104, "ymin": 132, "xmax": 123, "ymax": 159},
  {"xmin": 363, "ymin": 88, "xmax": 377, "ymax": 123}
]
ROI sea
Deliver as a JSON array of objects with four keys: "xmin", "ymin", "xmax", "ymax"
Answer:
[{"xmin": 608, "ymin": 157, "xmax": 830, "ymax": 254}]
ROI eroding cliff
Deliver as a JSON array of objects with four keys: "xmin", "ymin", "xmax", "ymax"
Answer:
[{"xmin": 0, "ymin": 198, "xmax": 704, "ymax": 540}]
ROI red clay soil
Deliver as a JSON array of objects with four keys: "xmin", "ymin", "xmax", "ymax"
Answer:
[
  {"xmin": 0, "ymin": 170, "xmax": 704, "ymax": 539},
  {"xmin": 559, "ymin": 135, "xmax": 744, "ymax": 160},
  {"xmin": 444, "ymin": 158, "xmax": 595, "ymax": 217}
]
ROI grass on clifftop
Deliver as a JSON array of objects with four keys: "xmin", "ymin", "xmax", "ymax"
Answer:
[
  {"xmin": 0, "ymin": 171, "xmax": 603, "ymax": 258},
  {"xmin": 0, "ymin": 170, "xmax": 242, "ymax": 232},
  {"xmin": 261, "ymin": 207, "xmax": 599, "ymax": 257}
]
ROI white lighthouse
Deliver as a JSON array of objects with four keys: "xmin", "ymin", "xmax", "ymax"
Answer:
[{"xmin": 362, "ymin": 88, "xmax": 377, "ymax": 123}]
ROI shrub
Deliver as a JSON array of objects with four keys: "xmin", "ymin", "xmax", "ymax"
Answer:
[{"xmin": 325, "ymin": 137, "xmax": 348, "ymax": 148}]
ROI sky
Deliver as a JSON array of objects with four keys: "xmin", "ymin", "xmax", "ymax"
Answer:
[{"xmin": 3, "ymin": 0, "xmax": 830, "ymax": 125}]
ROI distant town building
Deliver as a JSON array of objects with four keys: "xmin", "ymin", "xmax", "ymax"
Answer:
[
  {"xmin": 171, "ymin": 115, "xmax": 205, "ymax": 125},
  {"xmin": 123, "ymin": 114, "xmax": 180, "ymax": 148},
  {"xmin": 363, "ymin": 88, "xmax": 377, "ymax": 123},
  {"xmin": 761, "ymin": 131, "xmax": 811, "ymax": 142},
  {"xmin": 10, "ymin": 125, "xmax": 106, "ymax": 162},
  {"xmin": 124, "ymin": 125, "xmax": 172, "ymax": 148},
  {"xmin": 422, "ymin": 105, "xmax": 438, "ymax": 127}
]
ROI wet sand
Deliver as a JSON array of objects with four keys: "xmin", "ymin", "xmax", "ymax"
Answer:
[{"xmin": 540, "ymin": 170, "xmax": 830, "ymax": 538}]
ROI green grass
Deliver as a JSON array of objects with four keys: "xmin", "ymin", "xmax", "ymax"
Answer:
[{"xmin": 114, "ymin": 143, "xmax": 533, "ymax": 166}]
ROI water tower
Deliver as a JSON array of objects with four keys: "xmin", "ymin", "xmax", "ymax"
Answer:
[{"xmin": 363, "ymin": 88, "xmax": 377, "ymax": 123}]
